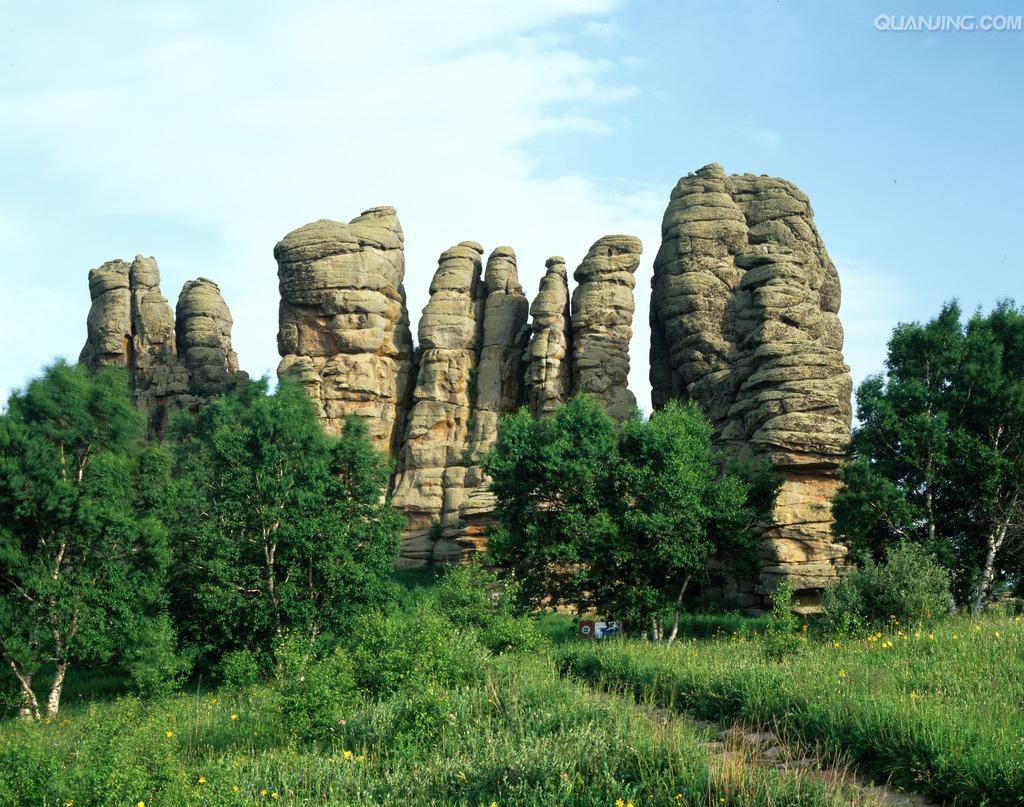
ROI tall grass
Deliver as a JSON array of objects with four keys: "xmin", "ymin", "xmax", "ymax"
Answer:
[
  {"xmin": 0, "ymin": 654, "xmax": 875, "ymax": 806},
  {"xmin": 559, "ymin": 613, "xmax": 1024, "ymax": 806}
]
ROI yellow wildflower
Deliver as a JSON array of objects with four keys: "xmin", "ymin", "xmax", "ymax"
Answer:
[
  {"xmin": 952, "ymin": 633, "xmax": 958, "ymax": 641},
  {"xmin": 910, "ymin": 691, "xmax": 920, "ymax": 702},
  {"xmin": 233, "ymin": 785, "xmax": 240, "ymax": 792},
  {"xmin": 838, "ymin": 670, "xmax": 847, "ymax": 678},
  {"xmin": 165, "ymin": 730, "xmax": 174, "ymax": 738},
  {"xmin": 261, "ymin": 789, "xmax": 268, "ymax": 797},
  {"xmin": 356, "ymin": 754, "xmax": 367, "ymax": 763},
  {"xmin": 231, "ymin": 713, "xmax": 239, "ymax": 721},
  {"xmin": 137, "ymin": 802, "xmax": 144, "ymax": 807},
  {"xmin": 928, "ymin": 634, "xmax": 935, "ymax": 641},
  {"xmin": 616, "ymin": 800, "xmax": 626, "ymax": 807},
  {"xmin": 198, "ymin": 776, "xmax": 207, "ymax": 785},
  {"xmin": 271, "ymin": 793, "xmax": 279, "ymax": 800},
  {"xmin": 343, "ymin": 750, "xmax": 354, "ymax": 760},
  {"xmin": 490, "ymin": 802, "xmax": 498, "ymax": 807},
  {"xmin": 974, "ymin": 624, "xmax": 982, "ymax": 633},
  {"xmin": 995, "ymin": 631, "xmax": 1001, "ymax": 638}
]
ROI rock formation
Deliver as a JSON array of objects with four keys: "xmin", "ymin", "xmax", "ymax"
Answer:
[
  {"xmin": 524, "ymin": 257, "xmax": 572, "ymax": 416},
  {"xmin": 570, "ymin": 236, "xmax": 643, "ymax": 421},
  {"xmin": 274, "ymin": 207, "xmax": 415, "ymax": 455},
  {"xmin": 649, "ymin": 163, "xmax": 852, "ymax": 607},
  {"xmin": 273, "ymin": 212, "xmax": 642, "ymax": 563},
  {"xmin": 390, "ymin": 242, "xmax": 485, "ymax": 562},
  {"xmin": 176, "ymin": 278, "xmax": 240, "ymax": 394},
  {"xmin": 80, "ymin": 256, "xmax": 244, "ymax": 435},
  {"xmin": 453, "ymin": 247, "xmax": 530, "ymax": 558}
]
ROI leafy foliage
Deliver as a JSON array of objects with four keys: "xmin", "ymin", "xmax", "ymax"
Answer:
[
  {"xmin": 424, "ymin": 561, "xmax": 547, "ymax": 654},
  {"xmin": 485, "ymin": 395, "xmax": 776, "ymax": 631},
  {"xmin": 834, "ymin": 301, "xmax": 1024, "ymax": 608},
  {"xmin": 821, "ymin": 542, "xmax": 953, "ymax": 634},
  {"xmin": 166, "ymin": 379, "xmax": 402, "ymax": 670},
  {"xmin": 0, "ymin": 361, "xmax": 171, "ymax": 718},
  {"xmin": 762, "ymin": 580, "xmax": 804, "ymax": 660}
]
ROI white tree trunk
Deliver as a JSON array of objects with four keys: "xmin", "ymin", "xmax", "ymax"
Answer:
[
  {"xmin": 973, "ymin": 519, "xmax": 1008, "ymax": 615},
  {"xmin": 46, "ymin": 661, "xmax": 69, "ymax": 718},
  {"xmin": 7, "ymin": 660, "xmax": 40, "ymax": 721}
]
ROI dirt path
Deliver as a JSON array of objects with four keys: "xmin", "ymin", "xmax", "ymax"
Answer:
[{"xmin": 637, "ymin": 704, "xmax": 938, "ymax": 807}]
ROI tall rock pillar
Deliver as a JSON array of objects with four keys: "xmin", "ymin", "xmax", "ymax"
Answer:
[
  {"xmin": 275, "ymin": 207, "xmax": 415, "ymax": 456},
  {"xmin": 570, "ymin": 235, "xmax": 643, "ymax": 420},
  {"xmin": 390, "ymin": 242, "xmax": 485, "ymax": 563},
  {"xmin": 650, "ymin": 163, "xmax": 852, "ymax": 607}
]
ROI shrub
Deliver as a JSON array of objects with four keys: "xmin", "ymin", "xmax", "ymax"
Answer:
[
  {"xmin": 124, "ymin": 615, "xmax": 189, "ymax": 699},
  {"xmin": 345, "ymin": 609, "xmax": 487, "ymax": 699},
  {"xmin": 426, "ymin": 562, "xmax": 548, "ymax": 654},
  {"xmin": 822, "ymin": 542, "xmax": 952, "ymax": 634},
  {"xmin": 219, "ymin": 648, "xmax": 263, "ymax": 689},
  {"xmin": 762, "ymin": 580, "xmax": 804, "ymax": 660},
  {"xmin": 271, "ymin": 634, "xmax": 359, "ymax": 744}
]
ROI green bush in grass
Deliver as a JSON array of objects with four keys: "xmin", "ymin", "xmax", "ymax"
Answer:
[{"xmin": 822, "ymin": 542, "xmax": 953, "ymax": 634}]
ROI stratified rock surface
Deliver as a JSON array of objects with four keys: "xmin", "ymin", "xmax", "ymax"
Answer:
[
  {"xmin": 272, "ymin": 214, "xmax": 639, "ymax": 565},
  {"xmin": 390, "ymin": 242, "xmax": 485, "ymax": 563},
  {"xmin": 650, "ymin": 163, "xmax": 852, "ymax": 606},
  {"xmin": 570, "ymin": 235, "xmax": 643, "ymax": 420},
  {"xmin": 454, "ymin": 247, "xmax": 530, "ymax": 558},
  {"xmin": 177, "ymin": 278, "xmax": 240, "ymax": 393},
  {"xmin": 524, "ymin": 257, "xmax": 572, "ymax": 416},
  {"xmin": 275, "ymin": 207, "xmax": 415, "ymax": 455},
  {"xmin": 80, "ymin": 256, "xmax": 242, "ymax": 435}
]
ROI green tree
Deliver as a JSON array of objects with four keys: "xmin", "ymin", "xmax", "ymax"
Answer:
[
  {"xmin": 485, "ymin": 396, "xmax": 771, "ymax": 637},
  {"xmin": 834, "ymin": 301, "xmax": 1024, "ymax": 609},
  {"xmin": 0, "ymin": 362, "xmax": 170, "ymax": 719},
  {"xmin": 167, "ymin": 379, "xmax": 402, "ymax": 669}
]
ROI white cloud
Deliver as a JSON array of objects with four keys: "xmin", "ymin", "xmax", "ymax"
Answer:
[{"xmin": 1, "ymin": 0, "xmax": 665, "ymax": 409}]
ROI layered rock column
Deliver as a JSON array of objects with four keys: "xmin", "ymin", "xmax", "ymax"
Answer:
[
  {"xmin": 650, "ymin": 163, "xmax": 852, "ymax": 606},
  {"xmin": 454, "ymin": 248, "xmax": 530, "ymax": 557},
  {"xmin": 80, "ymin": 255, "xmax": 240, "ymax": 435},
  {"xmin": 177, "ymin": 278, "xmax": 240, "ymax": 394},
  {"xmin": 524, "ymin": 257, "xmax": 572, "ymax": 417},
  {"xmin": 570, "ymin": 235, "xmax": 643, "ymax": 421},
  {"xmin": 390, "ymin": 242, "xmax": 485, "ymax": 563},
  {"xmin": 274, "ymin": 207, "xmax": 415, "ymax": 455}
]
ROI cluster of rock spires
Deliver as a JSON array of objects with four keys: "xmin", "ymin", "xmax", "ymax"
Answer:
[
  {"xmin": 80, "ymin": 256, "xmax": 246, "ymax": 436},
  {"xmin": 273, "ymin": 209, "xmax": 643, "ymax": 564},
  {"xmin": 650, "ymin": 164, "xmax": 852, "ymax": 606},
  {"xmin": 77, "ymin": 163, "xmax": 852, "ymax": 605}
]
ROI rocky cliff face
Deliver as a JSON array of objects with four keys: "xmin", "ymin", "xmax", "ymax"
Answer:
[
  {"xmin": 570, "ymin": 236, "xmax": 643, "ymax": 421},
  {"xmin": 389, "ymin": 241, "xmax": 485, "ymax": 562},
  {"xmin": 524, "ymin": 257, "xmax": 571, "ymax": 417},
  {"xmin": 274, "ymin": 214, "xmax": 643, "ymax": 563},
  {"xmin": 80, "ymin": 256, "xmax": 244, "ymax": 435},
  {"xmin": 275, "ymin": 207, "xmax": 415, "ymax": 455},
  {"xmin": 649, "ymin": 164, "xmax": 852, "ymax": 606}
]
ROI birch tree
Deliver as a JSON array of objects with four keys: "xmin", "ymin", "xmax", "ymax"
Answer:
[{"xmin": 0, "ymin": 362, "xmax": 169, "ymax": 719}]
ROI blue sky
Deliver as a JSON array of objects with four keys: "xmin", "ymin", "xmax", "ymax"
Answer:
[{"xmin": 1, "ymin": 0, "xmax": 1021, "ymax": 411}]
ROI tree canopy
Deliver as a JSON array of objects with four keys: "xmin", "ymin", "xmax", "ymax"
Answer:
[
  {"xmin": 167, "ymin": 379, "xmax": 403, "ymax": 669},
  {"xmin": 833, "ymin": 301, "xmax": 1024, "ymax": 609},
  {"xmin": 0, "ymin": 362, "xmax": 170, "ymax": 719},
  {"xmin": 485, "ymin": 395, "xmax": 775, "ymax": 636}
]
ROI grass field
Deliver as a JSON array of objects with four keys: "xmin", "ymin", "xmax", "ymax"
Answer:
[
  {"xmin": 2, "ymin": 602, "xmax": 1021, "ymax": 806},
  {"xmin": 559, "ymin": 612, "xmax": 1024, "ymax": 806}
]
